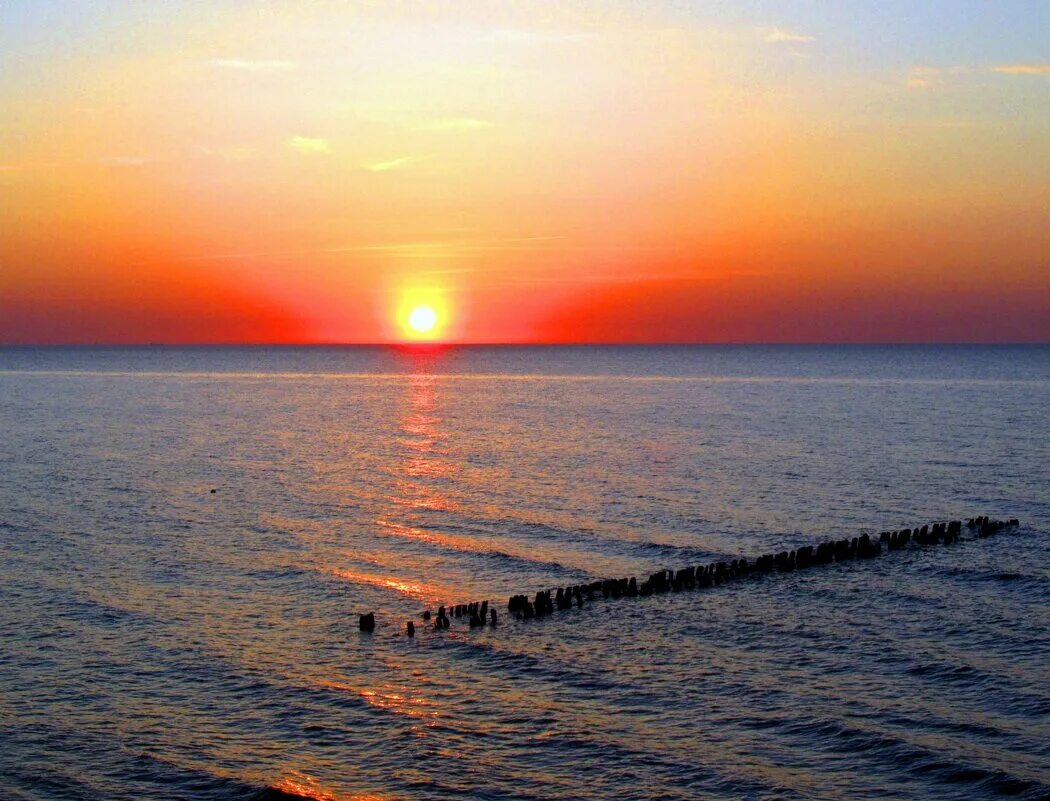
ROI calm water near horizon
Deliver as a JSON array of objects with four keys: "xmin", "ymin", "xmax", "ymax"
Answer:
[{"xmin": 1, "ymin": 345, "xmax": 1048, "ymax": 800}]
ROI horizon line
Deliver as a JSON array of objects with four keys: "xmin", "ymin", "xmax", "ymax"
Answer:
[{"xmin": 1, "ymin": 341, "xmax": 1048, "ymax": 348}]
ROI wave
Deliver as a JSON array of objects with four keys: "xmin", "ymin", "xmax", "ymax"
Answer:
[
  {"xmin": 326, "ymin": 567, "xmax": 448, "ymax": 603},
  {"xmin": 448, "ymin": 515, "xmax": 728, "ymax": 570},
  {"xmin": 754, "ymin": 713, "xmax": 1048, "ymax": 798},
  {"xmin": 373, "ymin": 519, "xmax": 579, "ymax": 575},
  {"xmin": 259, "ymin": 770, "xmax": 388, "ymax": 801}
]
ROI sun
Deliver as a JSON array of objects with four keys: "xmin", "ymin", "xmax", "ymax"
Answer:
[
  {"xmin": 396, "ymin": 290, "xmax": 449, "ymax": 341},
  {"xmin": 408, "ymin": 305, "xmax": 438, "ymax": 335}
]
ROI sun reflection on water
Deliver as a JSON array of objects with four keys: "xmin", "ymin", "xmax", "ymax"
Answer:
[
  {"xmin": 364, "ymin": 357, "xmax": 463, "ymax": 591},
  {"xmin": 328, "ymin": 568, "xmax": 444, "ymax": 603},
  {"xmin": 270, "ymin": 770, "xmax": 389, "ymax": 801},
  {"xmin": 316, "ymin": 678, "xmax": 440, "ymax": 722}
]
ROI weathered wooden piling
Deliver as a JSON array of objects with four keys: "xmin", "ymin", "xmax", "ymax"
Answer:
[{"xmin": 358, "ymin": 517, "xmax": 1020, "ymax": 636}]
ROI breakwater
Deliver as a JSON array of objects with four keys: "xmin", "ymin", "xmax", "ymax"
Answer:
[{"xmin": 360, "ymin": 516, "xmax": 1021, "ymax": 634}]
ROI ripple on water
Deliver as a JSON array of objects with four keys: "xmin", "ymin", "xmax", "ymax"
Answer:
[{"xmin": 1, "ymin": 346, "xmax": 1049, "ymax": 800}]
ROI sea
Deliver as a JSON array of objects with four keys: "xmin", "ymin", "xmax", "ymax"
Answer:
[{"xmin": 0, "ymin": 345, "xmax": 1048, "ymax": 801}]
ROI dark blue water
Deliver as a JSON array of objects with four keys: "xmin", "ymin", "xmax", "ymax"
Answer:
[{"xmin": 1, "ymin": 346, "xmax": 1048, "ymax": 800}]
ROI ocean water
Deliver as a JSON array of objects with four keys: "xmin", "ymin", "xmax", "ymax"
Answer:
[{"xmin": 0, "ymin": 345, "xmax": 1048, "ymax": 801}]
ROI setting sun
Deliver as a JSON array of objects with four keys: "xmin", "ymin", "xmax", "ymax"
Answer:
[
  {"xmin": 396, "ymin": 289, "xmax": 450, "ymax": 341},
  {"xmin": 408, "ymin": 305, "xmax": 438, "ymax": 335}
]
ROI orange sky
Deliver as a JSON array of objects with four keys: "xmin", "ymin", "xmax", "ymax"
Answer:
[{"xmin": 1, "ymin": 1, "xmax": 1048, "ymax": 343}]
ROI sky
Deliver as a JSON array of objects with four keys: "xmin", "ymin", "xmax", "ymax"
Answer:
[{"xmin": 1, "ymin": 0, "xmax": 1048, "ymax": 344}]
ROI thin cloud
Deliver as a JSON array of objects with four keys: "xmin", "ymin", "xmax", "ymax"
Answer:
[
  {"xmin": 478, "ymin": 29, "xmax": 599, "ymax": 44},
  {"xmin": 408, "ymin": 267, "xmax": 480, "ymax": 278},
  {"xmin": 889, "ymin": 119, "xmax": 976, "ymax": 130},
  {"xmin": 210, "ymin": 58, "xmax": 295, "ymax": 72},
  {"xmin": 99, "ymin": 156, "xmax": 151, "ymax": 167},
  {"xmin": 992, "ymin": 64, "xmax": 1050, "ymax": 75},
  {"xmin": 162, "ymin": 235, "xmax": 568, "ymax": 267},
  {"xmin": 904, "ymin": 65, "xmax": 973, "ymax": 89},
  {"xmin": 196, "ymin": 145, "xmax": 259, "ymax": 162},
  {"xmin": 0, "ymin": 164, "xmax": 19, "ymax": 172},
  {"xmin": 497, "ymin": 267, "xmax": 773, "ymax": 290},
  {"xmin": 364, "ymin": 156, "xmax": 416, "ymax": 172},
  {"xmin": 289, "ymin": 137, "xmax": 329, "ymax": 155},
  {"xmin": 414, "ymin": 118, "xmax": 494, "ymax": 132},
  {"xmin": 913, "ymin": 120, "xmax": 975, "ymax": 129},
  {"xmin": 764, "ymin": 28, "xmax": 815, "ymax": 44},
  {"xmin": 906, "ymin": 64, "xmax": 1050, "ymax": 89},
  {"xmin": 354, "ymin": 107, "xmax": 496, "ymax": 133}
]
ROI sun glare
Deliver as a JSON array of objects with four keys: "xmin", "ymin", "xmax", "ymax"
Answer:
[
  {"xmin": 396, "ymin": 291, "xmax": 449, "ymax": 341},
  {"xmin": 408, "ymin": 305, "xmax": 438, "ymax": 334}
]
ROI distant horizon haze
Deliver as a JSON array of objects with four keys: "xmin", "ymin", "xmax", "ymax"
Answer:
[{"xmin": 2, "ymin": 340, "xmax": 1049, "ymax": 348}]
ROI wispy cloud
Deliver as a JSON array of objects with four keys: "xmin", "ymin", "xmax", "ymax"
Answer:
[
  {"xmin": 354, "ymin": 106, "xmax": 496, "ymax": 134},
  {"xmin": 906, "ymin": 76, "xmax": 937, "ymax": 89},
  {"xmin": 904, "ymin": 66, "xmax": 973, "ymax": 89},
  {"xmin": 906, "ymin": 63, "xmax": 1046, "ymax": 89},
  {"xmin": 210, "ymin": 58, "xmax": 295, "ymax": 72},
  {"xmin": 364, "ymin": 156, "xmax": 416, "ymax": 172},
  {"xmin": 196, "ymin": 145, "xmax": 260, "ymax": 162},
  {"xmin": 496, "ymin": 266, "xmax": 772, "ymax": 290},
  {"xmin": 477, "ymin": 29, "xmax": 598, "ymax": 45},
  {"xmin": 764, "ymin": 28, "xmax": 815, "ymax": 44},
  {"xmin": 0, "ymin": 164, "xmax": 19, "ymax": 172},
  {"xmin": 289, "ymin": 136, "xmax": 329, "ymax": 155},
  {"xmin": 99, "ymin": 156, "xmax": 151, "ymax": 167},
  {"xmin": 414, "ymin": 117, "xmax": 494, "ymax": 132},
  {"xmin": 894, "ymin": 119, "xmax": 976, "ymax": 130},
  {"xmin": 158, "ymin": 235, "xmax": 568, "ymax": 267},
  {"xmin": 917, "ymin": 120, "xmax": 975, "ymax": 129},
  {"xmin": 992, "ymin": 64, "xmax": 1050, "ymax": 75}
]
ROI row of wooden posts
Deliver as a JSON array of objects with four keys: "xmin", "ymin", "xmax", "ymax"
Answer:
[{"xmin": 356, "ymin": 516, "xmax": 1020, "ymax": 634}]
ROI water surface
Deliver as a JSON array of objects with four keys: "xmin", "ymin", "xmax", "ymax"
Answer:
[{"xmin": 1, "ymin": 346, "xmax": 1048, "ymax": 800}]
